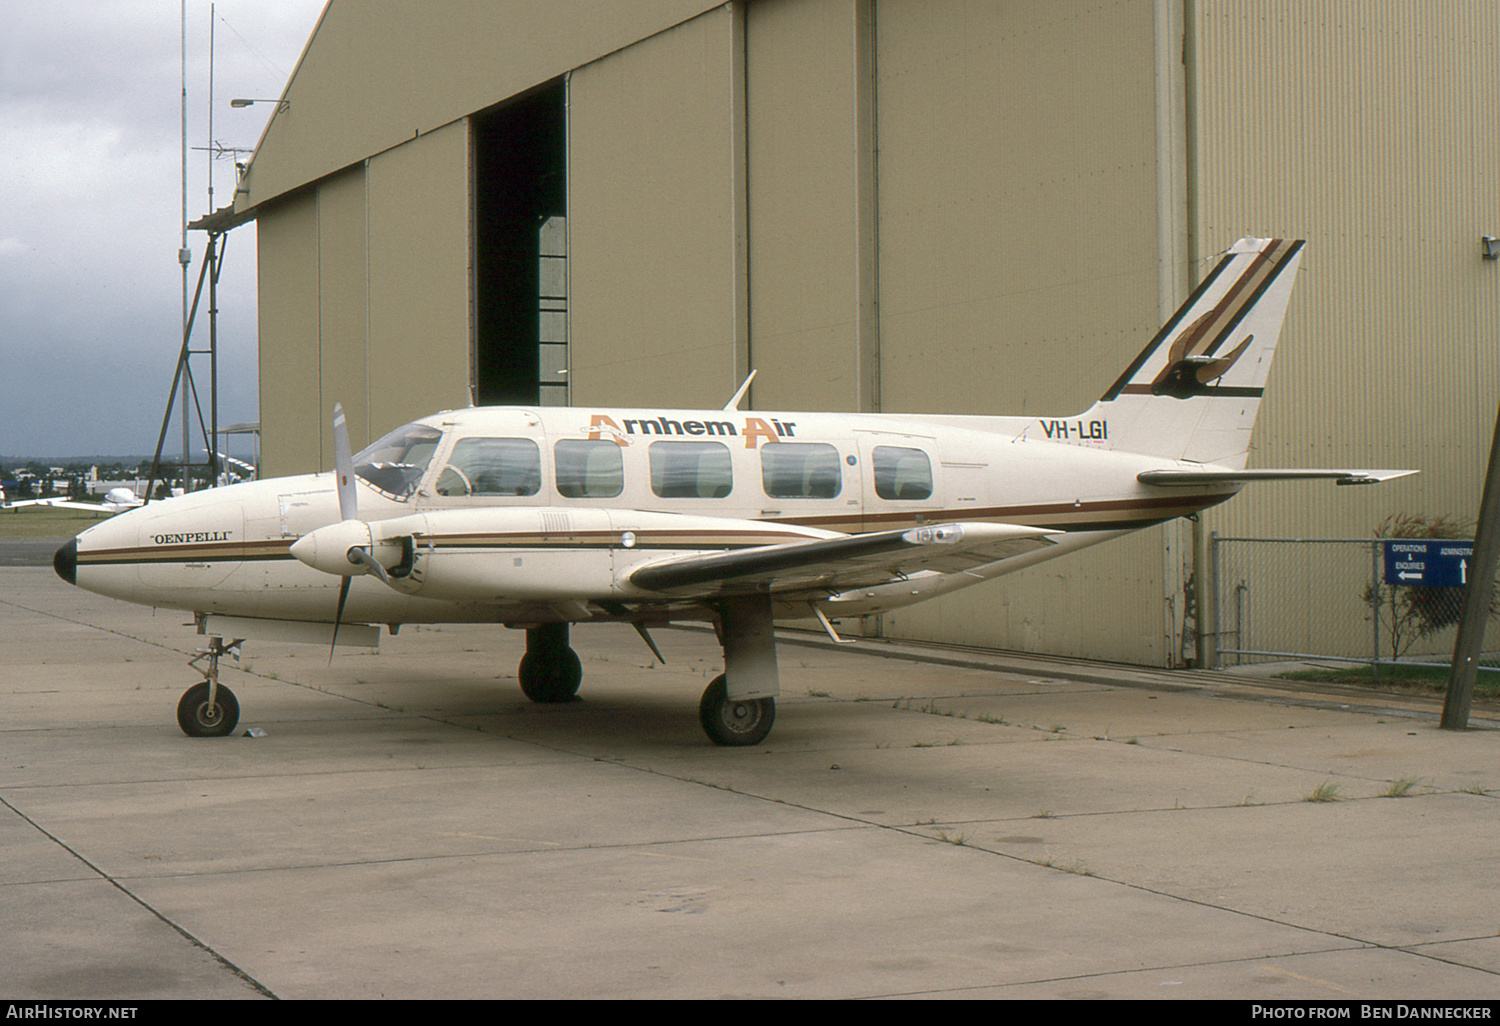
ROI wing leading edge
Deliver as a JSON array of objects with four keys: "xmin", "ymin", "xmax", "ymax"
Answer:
[{"xmin": 627, "ymin": 521, "xmax": 1058, "ymax": 597}]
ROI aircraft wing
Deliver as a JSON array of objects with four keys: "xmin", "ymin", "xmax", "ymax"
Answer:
[
  {"xmin": 3, "ymin": 498, "xmax": 116, "ymax": 513},
  {"xmin": 627, "ymin": 522, "xmax": 1057, "ymax": 597},
  {"xmin": 1139, "ymin": 468, "xmax": 1418, "ymax": 487}
]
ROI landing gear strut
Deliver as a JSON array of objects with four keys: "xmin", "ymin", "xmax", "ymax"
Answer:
[
  {"xmin": 178, "ymin": 636, "xmax": 241, "ymax": 737},
  {"xmin": 700, "ymin": 593, "xmax": 780, "ymax": 747},
  {"xmin": 518, "ymin": 623, "xmax": 582, "ymax": 703}
]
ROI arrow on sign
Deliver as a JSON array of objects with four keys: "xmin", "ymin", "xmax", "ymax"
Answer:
[{"xmin": 1399, "ymin": 570, "xmax": 1424, "ymax": 582}]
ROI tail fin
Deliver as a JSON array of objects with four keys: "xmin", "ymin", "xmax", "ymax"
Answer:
[{"xmin": 1085, "ymin": 237, "xmax": 1305, "ymax": 467}]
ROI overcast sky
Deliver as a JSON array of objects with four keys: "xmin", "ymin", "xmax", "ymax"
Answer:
[{"xmin": 1, "ymin": 1, "xmax": 327, "ymax": 459}]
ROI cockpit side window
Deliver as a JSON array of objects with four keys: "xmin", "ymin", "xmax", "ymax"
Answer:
[
  {"xmin": 436, "ymin": 437, "xmax": 542, "ymax": 497},
  {"xmin": 353, "ymin": 423, "xmax": 443, "ymax": 500}
]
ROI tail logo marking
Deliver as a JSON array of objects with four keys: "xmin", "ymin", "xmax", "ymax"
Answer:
[
  {"xmin": 1103, "ymin": 238, "xmax": 1303, "ymax": 403},
  {"xmin": 1152, "ymin": 334, "xmax": 1253, "ymax": 398}
]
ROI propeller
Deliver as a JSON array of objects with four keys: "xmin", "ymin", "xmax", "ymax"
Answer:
[
  {"xmin": 287, "ymin": 404, "xmax": 397, "ymax": 660},
  {"xmin": 330, "ymin": 403, "xmax": 361, "ymax": 658}
]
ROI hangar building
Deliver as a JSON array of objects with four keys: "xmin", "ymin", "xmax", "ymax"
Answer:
[{"xmin": 228, "ymin": 0, "xmax": 1500, "ymax": 668}]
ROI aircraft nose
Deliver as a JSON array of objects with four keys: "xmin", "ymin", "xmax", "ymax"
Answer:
[{"xmin": 54, "ymin": 537, "xmax": 77, "ymax": 586}]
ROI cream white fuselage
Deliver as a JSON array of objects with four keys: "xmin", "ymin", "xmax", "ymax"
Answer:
[
  {"xmin": 58, "ymin": 239, "xmax": 1353, "ymax": 745},
  {"xmin": 65, "ymin": 405, "xmax": 1231, "ymax": 629}
]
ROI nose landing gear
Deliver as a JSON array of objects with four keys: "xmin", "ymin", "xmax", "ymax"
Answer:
[{"xmin": 178, "ymin": 636, "xmax": 242, "ymax": 737}]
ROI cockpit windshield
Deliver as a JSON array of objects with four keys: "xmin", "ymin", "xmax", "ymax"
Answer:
[{"xmin": 352, "ymin": 422, "xmax": 443, "ymax": 501}]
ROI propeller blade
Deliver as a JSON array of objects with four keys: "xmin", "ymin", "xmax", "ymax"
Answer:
[
  {"xmin": 333, "ymin": 403, "xmax": 357, "ymax": 523},
  {"xmin": 330, "ymin": 574, "xmax": 351, "ymax": 664},
  {"xmin": 346, "ymin": 544, "xmax": 393, "ymax": 586}
]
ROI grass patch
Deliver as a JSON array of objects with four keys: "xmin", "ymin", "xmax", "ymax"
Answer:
[
  {"xmin": 1276, "ymin": 663, "xmax": 1500, "ymax": 700},
  {"xmin": 0, "ymin": 507, "xmax": 112, "ymax": 539}
]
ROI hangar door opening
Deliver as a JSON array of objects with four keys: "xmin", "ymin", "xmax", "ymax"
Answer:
[{"xmin": 472, "ymin": 79, "xmax": 567, "ymax": 406}]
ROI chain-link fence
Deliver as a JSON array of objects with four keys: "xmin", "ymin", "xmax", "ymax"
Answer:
[{"xmin": 1209, "ymin": 535, "xmax": 1496, "ymax": 671}]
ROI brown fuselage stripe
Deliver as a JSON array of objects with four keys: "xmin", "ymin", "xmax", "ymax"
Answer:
[{"xmin": 74, "ymin": 493, "xmax": 1226, "ymax": 567}]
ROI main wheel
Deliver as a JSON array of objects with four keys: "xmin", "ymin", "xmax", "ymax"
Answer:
[
  {"xmin": 177, "ymin": 681, "xmax": 240, "ymax": 737},
  {"xmin": 518, "ymin": 647, "xmax": 583, "ymax": 703},
  {"xmin": 698, "ymin": 674, "xmax": 775, "ymax": 747}
]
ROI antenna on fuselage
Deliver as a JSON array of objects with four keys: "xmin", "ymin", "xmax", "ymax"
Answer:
[{"xmin": 723, "ymin": 370, "xmax": 757, "ymax": 411}]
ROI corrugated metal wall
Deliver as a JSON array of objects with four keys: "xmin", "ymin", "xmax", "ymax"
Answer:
[
  {"xmin": 567, "ymin": 6, "xmax": 749, "ymax": 410},
  {"xmin": 242, "ymin": 0, "xmax": 722, "ymax": 210},
  {"xmin": 870, "ymin": 0, "xmax": 1172, "ymax": 661},
  {"xmin": 256, "ymin": 122, "xmax": 471, "ymax": 477},
  {"xmin": 1192, "ymin": 0, "xmax": 1500, "ymax": 660},
  {"xmin": 744, "ymin": 0, "xmax": 877, "ymax": 413}
]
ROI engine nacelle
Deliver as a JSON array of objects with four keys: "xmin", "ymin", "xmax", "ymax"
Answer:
[{"xmin": 353, "ymin": 507, "xmax": 833, "ymax": 603}]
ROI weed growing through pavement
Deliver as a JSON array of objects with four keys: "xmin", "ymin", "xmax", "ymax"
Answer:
[
  {"xmin": 1302, "ymin": 780, "xmax": 1343, "ymax": 802},
  {"xmin": 1382, "ymin": 776, "xmax": 1424, "ymax": 798}
]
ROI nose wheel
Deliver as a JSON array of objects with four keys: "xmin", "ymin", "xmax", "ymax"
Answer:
[
  {"xmin": 178, "ymin": 681, "xmax": 240, "ymax": 736},
  {"xmin": 178, "ymin": 636, "xmax": 242, "ymax": 737}
]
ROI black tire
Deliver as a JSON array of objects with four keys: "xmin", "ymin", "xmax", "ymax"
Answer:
[
  {"xmin": 698, "ymin": 674, "xmax": 775, "ymax": 747},
  {"xmin": 177, "ymin": 682, "xmax": 240, "ymax": 737},
  {"xmin": 518, "ymin": 647, "xmax": 583, "ymax": 703}
]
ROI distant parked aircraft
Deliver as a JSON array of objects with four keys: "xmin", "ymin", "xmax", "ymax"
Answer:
[{"xmin": 2, "ymin": 486, "xmax": 144, "ymax": 515}]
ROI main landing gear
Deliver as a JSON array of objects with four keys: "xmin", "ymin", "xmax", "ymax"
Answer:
[
  {"xmin": 699, "ymin": 594, "xmax": 779, "ymax": 747},
  {"xmin": 698, "ymin": 674, "xmax": 775, "ymax": 747},
  {"xmin": 178, "ymin": 636, "xmax": 242, "ymax": 737},
  {"xmin": 514, "ymin": 595, "xmax": 782, "ymax": 747},
  {"xmin": 517, "ymin": 623, "xmax": 583, "ymax": 703}
]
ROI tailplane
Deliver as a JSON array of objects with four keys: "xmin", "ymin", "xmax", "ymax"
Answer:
[{"xmin": 1083, "ymin": 237, "xmax": 1305, "ymax": 467}]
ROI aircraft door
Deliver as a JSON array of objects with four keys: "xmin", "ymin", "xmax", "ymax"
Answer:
[{"xmin": 856, "ymin": 434, "xmax": 940, "ymax": 531}]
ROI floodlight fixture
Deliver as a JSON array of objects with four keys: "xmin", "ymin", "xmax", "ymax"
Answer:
[{"xmin": 229, "ymin": 98, "xmax": 290, "ymax": 113}]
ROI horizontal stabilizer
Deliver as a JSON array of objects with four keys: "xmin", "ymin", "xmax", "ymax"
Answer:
[
  {"xmin": 629, "ymin": 522, "xmax": 1057, "ymax": 596},
  {"xmin": 1139, "ymin": 468, "xmax": 1418, "ymax": 488}
]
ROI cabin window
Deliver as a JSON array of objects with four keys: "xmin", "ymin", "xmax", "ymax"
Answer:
[
  {"xmin": 555, "ymin": 439, "xmax": 623, "ymax": 498},
  {"xmin": 760, "ymin": 442, "xmax": 841, "ymax": 499},
  {"xmin": 353, "ymin": 422, "xmax": 443, "ymax": 500},
  {"xmin": 649, "ymin": 441, "xmax": 733, "ymax": 499},
  {"xmin": 872, "ymin": 445, "xmax": 933, "ymax": 501},
  {"xmin": 436, "ymin": 437, "xmax": 541, "ymax": 496}
]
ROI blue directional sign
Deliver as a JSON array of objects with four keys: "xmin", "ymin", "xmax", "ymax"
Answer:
[{"xmin": 1383, "ymin": 540, "xmax": 1474, "ymax": 588}]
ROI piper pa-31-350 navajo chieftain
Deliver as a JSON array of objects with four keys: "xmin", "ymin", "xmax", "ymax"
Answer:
[{"xmin": 54, "ymin": 238, "xmax": 1411, "ymax": 745}]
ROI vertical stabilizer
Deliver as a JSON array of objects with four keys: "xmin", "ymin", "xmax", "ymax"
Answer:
[{"xmin": 1085, "ymin": 238, "xmax": 1305, "ymax": 467}]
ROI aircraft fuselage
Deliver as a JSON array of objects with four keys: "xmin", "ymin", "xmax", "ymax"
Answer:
[{"xmin": 57, "ymin": 404, "xmax": 1233, "ymax": 629}]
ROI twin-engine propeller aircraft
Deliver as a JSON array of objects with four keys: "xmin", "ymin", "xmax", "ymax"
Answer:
[
  {"xmin": 4, "ymin": 486, "xmax": 144, "ymax": 514},
  {"xmin": 54, "ymin": 239, "xmax": 1412, "ymax": 745}
]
